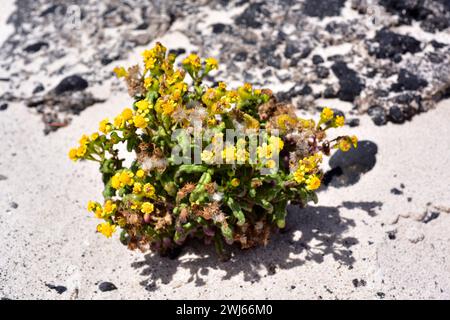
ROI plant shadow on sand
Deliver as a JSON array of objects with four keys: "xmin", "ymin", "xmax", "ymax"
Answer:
[
  {"xmin": 132, "ymin": 204, "xmax": 372, "ymax": 291},
  {"xmin": 131, "ymin": 140, "xmax": 380, "ymax": 290}
]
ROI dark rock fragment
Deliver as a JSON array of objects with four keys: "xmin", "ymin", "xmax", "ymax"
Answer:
[
  {"xmin": 347, "ymin": 118, "xmax": 360, "ymax": 127},
  {"xmin": 235, "ymin": 3, "xmax": 268, "ymax": 28},
  {"xmin": 53, "ymin": 75, "xmax": 88, "ymax": 95},
  {"xmin": 316, "ymin": 66, "xmax": 330, "ymax": 79},
  {"xmin": 331, "ymin": 62, "xmax": 364, "ymax": 102},
  {"xmin": 24, "ymin": 41, "xmax": 49, "ymax": 53},
  {"xmin": 390, "ymin": 188, "xmax": 403, "ymax": 195},
  {"xmin": 368, "ymin": 105, "xmax": 387, "ymax": 126},
  {"xmin": 371, "ymin": 28, "xmax": 422, "ymax": 60},
  {"xmin": 98, "ymin": 281, "xmax": 117, "ymax": 292},
  {"xmin": 32, "ymin": 83, "xmax": 45, "ymax": 94},
  {"xmin": 387, "ymin": 231, "xmax": 396, "ymax": 240},
  {"xmin": 303, "ymin": 0, "xmax": 346, "ymax": 19},
  {"xmin": 388, "ymin": 106, "xmax": 405, "ymax": 124},
  {"xmin": 45, "ymin": 283, "xmax": 67, "ymax": 294},
  {"xmin": 312, "ymin": 54, "xmax": 324, "ymax": 65},
  {"xmin": 391, "ymin": 69, "xmax": 428, "ymax": 92},
  {"xmin": 234, "ymin": 51, "xmax": 248, "ymax": 62}
]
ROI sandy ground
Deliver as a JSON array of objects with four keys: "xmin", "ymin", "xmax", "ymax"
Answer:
[
  {"xmin": 1, "ymin": 0, "xmax": 450, "ymax": 300},
  {"xmin": 1, "ymin": 92, "xmax": 449, "ymax": 299}
]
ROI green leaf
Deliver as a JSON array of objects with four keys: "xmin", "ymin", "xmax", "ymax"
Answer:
[
  {"xmin": 102, "ymin": 180, "xmax": 116, "ymax": 199},
  {"xmin": 227, "ymin": 197, "xmax": 245, "ymax": 226},
  {"xmin": 221, "ymin": 224, "xmax": 233, "ymax": 240}
]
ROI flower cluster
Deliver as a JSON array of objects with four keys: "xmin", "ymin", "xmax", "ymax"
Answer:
[{"xmin": 69, "ymin": 43, "xmax": 356, "ymax": 256}]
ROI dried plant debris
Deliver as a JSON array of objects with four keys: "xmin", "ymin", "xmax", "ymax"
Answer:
[{"xmin": 0, "ymin": 0, "xmax": 449, "ymax": 130}]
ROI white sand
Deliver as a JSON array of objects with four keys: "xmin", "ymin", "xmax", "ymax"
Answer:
[
  {"xmin": 1, "ymin": 89, "xmax": 449, "ymax": 299},
  {"xmin": 0, "ymin": 0, "xmax": 14, "ymax": 46}
]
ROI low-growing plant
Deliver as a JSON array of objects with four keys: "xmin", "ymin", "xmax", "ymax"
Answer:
[{"xmin": 69, "ymin": 43, "xmax": 357, "ymax": 257}]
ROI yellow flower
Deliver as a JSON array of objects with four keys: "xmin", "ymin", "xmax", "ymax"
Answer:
[
  {"xmin": 144, "ymin": 77, "xmax": 152, "ymax": 89},
  {"xmin": 230, "ymin": 178, "xmax": 240, "ymax": 187},
  {"xmin": 141, "ymin": 202, "xmax": 154, "ymax": 214},
  {"xmin": 293, "ymin": 168, "xmax": 305, "ymax": 184},
  {"xmin": 136, "ymin": 169, "xmax": 145, "ymax": 178},
  {"xmin": 269, "ymin": 136, "xmax": 284, "ymax": 152},
  {"xmin": 306, "ymin": 175, "xmax": 321, "ymax": 190},
  {"xmin": 133, "ymin": 115, "xmax": 147, "ymax": 129},
  {"xmin": 121, "ymin": 108, "xmax": 133, "ymax": 121},
  {"xmin": 335, "ymin": 116, "xmax": 345, "ymax": 127},
  {"xmin": 182, "ymin": 53, "xmax": 201, "ymax": 70},
  {"xmin": 119, "ymin": 171, "xmax": 134, "ymax": 186},
  {"xmin": 68, "ymin": 148, "xmax": 78, "ymax": 161},
  {"xmin": 103, "ymin": 200, "xmax": 117, "ymax": 215},
  {"xmin": 205, "ymin": 57, "xmax": 218, "ymax": 70},
  {"xmin": 90, "ymin": 132, "xmax": 99, "ymax": 141},
  {"xmin": 133, "ymin": 182, "xmax": 142, "ymax": 194},
  {"xmin": 218, "ymin": 82, "xmax": 227, "ymax": 90},
  {"xmin": 201, "ymin": 150, "xmax": 215, "ymax": 164},
  {"xmin": 162, "ymin": 100, "xmax": 177, "ymax": 115},
  {"xmin": 94, "ymin": 206, "xmax": 103, "ymax": 219},
  {"xmin": 350, "ymin": 135, "xmax": 358, "ymax": 148},
  {"xmin": 97, "ymin": 222, "xmax": 116, "ymax": 238},
  {"xmin": 266, "ymin": 159, "xmax": 277, "ymax": 169},
  {"xmin": 136, "ymin": 100, "xmax": 150, "ymax": 111},
  {"xmin": 211, "ymin": 133, "xmax": 223, "ymax": 145},
  {"xmin": 207, "ymin": 117, "xmax": 217, "ymax": 126},
  {"xmin": 79, "ymin": 134, "xmax": 89, "ymax": 145},
  {"xmin": 339, "ymin": 139, "xmax": 351, "ymax": 152},
  {"xmin": 277, "ymin": 114, "xmax": 297, "ymax": 130},
  {"xmin": 87, "ymin": 201, "xmax": 97, "ymax": 212},
  {"xmin": 257, "ymin": 144, "xmax": 272, "ymax": 160},
  {"xmin": 113, "ymin": 66, "xmax": 127, "ymax": 78},
  {"xmin": 320, "ymin": 107, "xmax": 334, "ymax": 123},
  {"xmin": 76, "ymin": 145, "xmax": 87, "ymax": 157},
  {"xmin": 222, "ymin": 145, "xmax": 236, "ymax": 163},
  {"xmin": 142, "ymin": 51, "xmax": 157, "ymax": 70},
  {"xmin": 99, "ymin": 118, "xmax": 111, "ymax": 134},
  {"xmin": 236, "ymin": 149, "xmax": 248, "ymax": 163},
  {"xmin": 111, "ymin": 174, "xmax": 121, "ymax": 189},
  {"xmin": 143, "ymin": 183, "xmax": 155, "ymax": 197},
  {"xmin": 114, "ymin": 114, "xmax": 125, "ymax": 129}
]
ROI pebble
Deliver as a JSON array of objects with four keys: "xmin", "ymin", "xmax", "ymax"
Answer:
[
  {"xmin": 352, "ymin": 279, "xmax": 367, "ymax": 288},
  {"xmin": 98, "ymin": 281, "xmax": 118, "ymax": 292},
  {"xmin": 316, "ymin": 66, "xmax": 330, "ymax": 79},
  {"xmin": 45, "ymin": 283, "xmax": 67, "ymax": 294},
  {"xmin": 423, "ymin": 211, "xmax": 440, "ymax": 224},
  {"xmin": 387, "ymin": 230, "xmax": 396, "ymax": 240},
  {"xmin": 23, "ymin": 41, "xmax": 49, "ymax": 53},
  {"xmin": 32, "ymin": 83, "xmax": 45, "ymax": 94},
  {"xmin": 390, "ymin": 188, "xmax": 403, "ymax": 195},
  {"xmin": 312, "ymin": 55, "xmax": 324, "ymax": 65},
  {"xmin": 388, "ymin": 106, "xmax": 405, "ymax": 124},
  {"xmin": 10, "ymin": 202, "xmax": 18, "ymax": 209},
  {"xmin": 368, "ymin": 105, "xmax": 387, "ymax": 126},
  {"xmin": 0, "ymin": 103, "xmax": 8, "ymax": 111},
  {"xmin": 347, "ymin": 118, "xmax": 360, "ymax": 127},
  {"xmin": 53, "ymin": 75, "xmax": 88, "ymax": 95}
]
